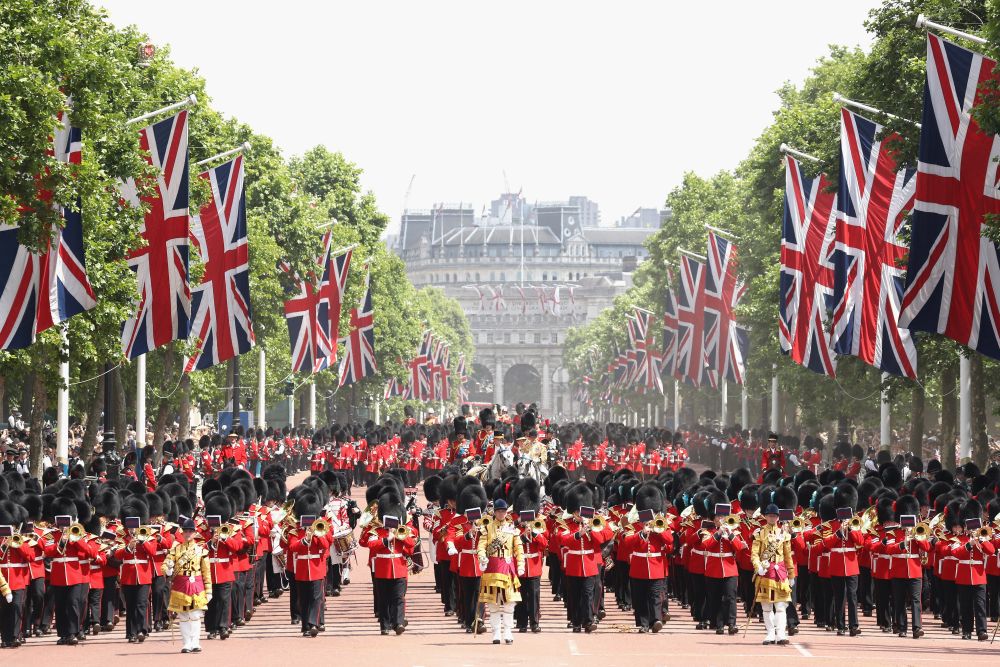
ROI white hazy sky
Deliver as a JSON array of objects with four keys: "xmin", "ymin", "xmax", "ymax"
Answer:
[{"xmin": 97, "ymin": 1, "xmax": 880, "ymax": 233}]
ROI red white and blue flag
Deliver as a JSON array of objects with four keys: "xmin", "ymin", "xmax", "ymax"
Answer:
[
  {"xmin": 338, "ymin": 264, "xmax": 376, "ymax": 387},
  {"xmin": 1, "ymin": 108, "xmax": 96, "ymax": 350},
  {"xmin": 660, "ymin": 268, "xmax": 679, "ymax": 380},
  {"xmin": 780, "ymin": 155, "xmax": 838, "ymax": 376},
  {"xmin": 120, "ymin": 111, "xmax": 191, "ymax": 359},
  {"xmin": 456, "ymin": 353, "xmax": 469, "ymax": 404},
  {"xmin": 320, "ymin": 245, "xmax": 353, "ymax": 366},
  {"xmin": 281, "ymin": 238, "xmax": 331, "ymax": 374},
  {"xmin": 674, "ymin": 255, "xmax": 710, "ymax": 387},
  {"xmin": 409, "ymin": 330, "xmax": 432, "ymax": 400},
  {"xmin": 832, "ymin": 108, "xmax": 917, "ymax": 378},
  {"xmin": 704, "ymin": 231, "xmax": 748, "ymax": 386},
  {"xmin": 900, "ymin": 35, "xmax": 1000, "ymax": 359},
  {"xmin": 184, "ymin": 155, "xmax": 254, "ymax": 372}
]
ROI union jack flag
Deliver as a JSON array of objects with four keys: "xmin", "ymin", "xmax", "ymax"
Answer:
[
  {"xmin": 384, "ymin": 361, "xmax": 407, "ymax": 400},
  {"xmin": 704, "ymin": 232, "xmax": 748, "ymax": 385},
  {"xmin": 674, "ymin": 255, "xmax": 710, "ymax": 387},
  {"xmin": 338, "ymin": 264, "xmax": 376, "ymax": 387},
  {"xmin": 280, "ymin": 236, "xmax": 331, "ymax": 373},
  {"xmin": 832, "ymin": 108, "xmax": 917, "ymax": 378},
  {"xmin": 900, "ymin": 35, "xmax": 1000, "ymax": 359},
  {"xmin": 320, "ymin": 245, "xmax": 353, "ymax": 368},
  {"xmin": 489, "ymin": 285, "xmax": 506, "ymax": 312},
  {"xmin": 409, "ymin": 330, "xmax": 432, "ymax": 400},
  {"xmin": 184, "ymin": 156, "xmax": 254, "ymax": 372},
  {"xmin": 512, "ymin": 285, "xmax": 527, "ymax": 315},
  {"xmin": 438, "ymin": 343, "xmax": 452, "ymax": 401},
  {"xmin": 661, "ymin": 268, "xmax": 679, "ymax": 379},
  {"xmin": 780, "ymin": 155, "xmax": 837, "ymax": 376},
  {"xmin": 456, "ymin": 353, "xmax": 469, "ymax": 403},
  {"xmin": 1, "ymin": 108, "xmax": 96, "ymax": 350},
  {"xmin": 428, "ymin": 335, "xmax": 444, "ymax": 401},
  {"xmin": 631, "ymin": 308, "xmax": 663, "ymax": 393},
  {"xmin": 120, "ymin": 111, "xmax": 191, "ymax": 359}
]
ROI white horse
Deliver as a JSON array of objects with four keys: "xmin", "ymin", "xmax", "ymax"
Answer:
[
  {"xmin": 517, "ymin": 453, "xmax": 548, "ymax": 486},
  {"xmin": 482, "ymin": 445, "xmax": 516, "ymax": 481}
]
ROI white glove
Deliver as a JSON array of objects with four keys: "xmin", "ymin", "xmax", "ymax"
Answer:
[
  {"xmin": 517, "ymin": 563, "xmax": 525, "ymax": 577},
  {"xmin": 478, "ymin": 555, "xmax": 489, "ymax": 570},
  {"xmin": 757, "ymin": 565, "xmax": 767, "ymax": 576},
  {"xmin": 447, "ymin": 545, "xmax": 458, "ymax": 557},
  {"xmin": 206, "ymin": 593, "xmax": 212, "ymax": 603},
  {"xmin": 4, "ymin": 593, "xmax": 11, "ymax": 604}
]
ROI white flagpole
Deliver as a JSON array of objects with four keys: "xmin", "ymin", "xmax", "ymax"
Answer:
[
  {"xmin": 257, "ymin": 347, "xmax": 266, "ymax": 430},
  {"xmin": 880, "ymin": 372, "xmax": 891, "ymax": 450},
  {"xmin": 916, "ymin": 13, "xmax": 988, "ymax": 45},
  {"xmin": 194, "ymin": 141, "xmax": 251, "ymax": 167},
  {"xmin": 960, "ymin": 354, "xmax": 972, "ymax": 462},
  {"xmin": 673, "ymin": 380, "xmax": 680, "ymax": 428},
  {"xmin": 741, "ymin": 385, "xmax": 748, "ymax": 429},
  {"xmin": 720, "ymin": 379, "xmax": 728, "ymax": 427},
  {"xmin": 770, "ymin": 364, "xmax": 779, "ymax": 433},
  {"xmin": 136, "ymin": 355, "xmax": 147, "ymax": 449},
  {"xmin": 57, "ymin": 324, "xmax": 69, "ymax": 471},
  {"xmin": 309, "ymin": 381, "xmax": 317, "ymax": 429},
  {"xmin": 126, "ymin": 94, "xmax": 197, "ymax": 126},
  {"xmin": 832, "ymin": 93, "xmax": 921, "ymax": 128},
  {"xmin": 779, "ymin": 143, "xmax": 822, "ymax": 163}
]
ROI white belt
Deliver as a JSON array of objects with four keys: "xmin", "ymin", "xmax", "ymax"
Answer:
[
  {"xmin": 704, "ymin": 552, "xmax": 734, "ymax": 558},
  {"xmin": 2, "ymin": 563, "xmax": 29, "ymax": 568},
  {"xmin": 565, "ymin": 549, "xmax": 594, "ymax": 556},
  {"xmin": 460, "ymin": 549, "xmax": 477, "ymax": 555},
  {"xmin": 51, "ymin": 557, "xmax": 79, "ymax": 564},
  {"xmin": 630, "ymin": 552, "xmax": 658, "ymax": 558},
  {"xmin": 33, "ymin": 556, "xmax": 44, "ymax": 562},
  {"xmin": 959, "ymin": 560, "xmax": 984, "ymax": 565},
  {"xmin": 940, "ymin": 556, "xmax": 957, "ymax": 561},
  {"xmin": 830, "ymin": 548, "xmax": 855, "ymax": 554},
  {"xmin": 121, "ymin": 559, "xmax": 146, "ymax": 565},
  {"xmin": 209, "ymin": 558, "xmax": 230, "ymax": 563},
  {"xmin": 891, "ymin": 554, "xmax": 919, "ymax": 559},
  {"xmin": 296, "ymin": 554, "xmax": 320, "ymax": 560},
  {"xmin": 376, "ymin": 553, "xmax": 403, "ymax": 559},
  {"xmin": 524, "ymin": 553, "xmax": 540, "ymax": 559}
]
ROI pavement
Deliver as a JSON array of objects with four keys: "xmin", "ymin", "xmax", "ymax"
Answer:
[{"xmin": 14, "ymin": 471, "xmax": 1000, "ymax": 666}]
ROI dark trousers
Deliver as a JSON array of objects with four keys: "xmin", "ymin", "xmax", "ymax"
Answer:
[
  {"xmin": 787, "ymin": 575, "xmax": 800, "ymax": 629},
  {"xmin": 987, "ymin": 574, "xmax": 1000, "ymax": 620},
  {"xmin": 957, "ymin": 583, "xmax": 988, "ymax": 636},
  {"xmin": 41, "ymin": 579, "xmax": 55, "ymax": 631},
  {"xmin": 458, "ymin": 575, "xmax": 480, "ymax": 628},
  {"xmin": 231, "ymin": 570, "xmax": 247, "ymax": 622},
  {"xmin": 435, "ymin": 562, "xmax": 455, "ymax": 612},
  {"xmin": 797, "ymin": 568, "xmax": 812, "ymax": 617},
  {"xmin": 254, "ymin": 558, "xmax": 266, "ymax": 601},
  {"xmin": 374, "ymin": 577, "xmax": 406, "ymax": 630},
  {"xmin": 53, "ymin": 584, "xmax": 84, "ymax": 639},
  {"xmin": 297, "ymin": 579, "xmax": 324, "ymax": 631},
  {"xmin": 564, "ymin": 574, "xmax": 599, "ymax": 628},
  {"xmin": 265, "ymin": 557, "xmax": 283, "ymax": 595},
  {"xmin": 672, "ymin": 564, "xmax": 688, "ymax": 606},
  {"xmin": 326, "ymin": 563, "xmax": 342, "ymax": 594},
  {"xmin": 85, "ymin": 586, "xmax": 102, "ymax": 630},
  {"xmin": 121, "ymin": 583, "xmax": 149, "ymax": 639},
  {"xmin": 547, "ymin": 554, "xmax": 563, "ymax": 598},
  {"xmin": 151, "ymin": 574, "xmax": 168, "ymax": 625},
  {"xmin": 24, "ymin": 577, "xmax": 45, "ymax": 634},
  {"xmin": 688, "ymin": 572, "xmax": 706, "ymax": 623},
  {"xmin": 892, "ymin": 577, "xmax": 922, "ymax": 632},
  {"xmin": 831, "ymin": 574, "xmax": 859, "ymax": 631},
  {"xmin": 814, "ymin": 575, "xmax": 833, "ymax": 627},
  {"xmin": 705, "ymin": 575, "xmax": 737, "ymax": 629},
  {"xmin": 738, "ymin": 568, "xmax": 754, "ymax": 616},
  {"xmin": 874, "ymin": 577, "xmax": 893, "ymax": 628},
  {"xmin": 630, "ymin": 577, "xmax": 663, "ymax": 629},
  {"xmin": 0, "ymin": 588, "xmax": 26, "ymax": 644},
  {"xmin": 858, "ymin": 567, "xmax": 874, "ymax": 612},
  {"xmin": 514, "ymin": 576, "xmax": 541, "ymax": 628},
  {"xmin": 100, "ymin": 576, "xmax": 118, "ymax": 626},
  {"xmin": 939, "ymin": 578, "xmax": 958, "ymax": 629},
  {"xmin": 205, "ymin": 581, "xmax": 232, "ymax": 632},
  {"xmin": 614, "ymin": 561, "xmax": 632, "ymax": 608}
]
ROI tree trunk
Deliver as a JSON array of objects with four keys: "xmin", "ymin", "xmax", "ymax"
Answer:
[
  {"xmin": 971, "ymin": 355, "xmax": 989, "ymax": 468},
  {"xmin": 941, "ymin": 359, "xmax": 958, "ymax": 471},
  {"xmin": 113, "ymin": 366, "xmax": 127, "ymax": 455},
  {"xmin": 80, "ymin": 380, "xmax": 103, "ymax": 463},
  {"xmin": 28, "ymin": 374, "xmax": 47, "ymax": 480},
  {"xmin": 178, "ymin": 373, "xmax": 191, "ymax": 442},
  {"xmin": 909, "ymin": 383, "xmax": 926, "ymax": 458}
]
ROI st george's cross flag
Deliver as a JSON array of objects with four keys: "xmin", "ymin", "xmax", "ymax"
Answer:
[
  {"xmin": 900, "ymin": 35, "xmax": 1000, "ymax": 360},
  {"xmin": 779, "ymin": 155, "xmax": 838, "ymax": 376},
  {"xmin": 1, "ymin": 107, "xmax": 96, "ymax": 350},
  {"xmin": 832, "ymin": 108, "xmax": 917, "ymax": 378},
  {"xmin": 120, "ymin": 112, "xmax": 191, "ymax": 359},
  {"xmin": 184, "ymin": 155, "xmax": 254, "ymax": 372}
]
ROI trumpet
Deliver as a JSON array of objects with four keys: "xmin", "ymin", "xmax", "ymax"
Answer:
[
  {"xmin": 848, "ymin": 516, "xmax": 865, "ymax": 532},
  {"xmin": 67, "ymin": 523, "xmax": 87, "ymax": 542},
  {"xmin": 309, "ymin": 518, "xmax": 331, "ymax": 538},
  {"xmin": 394, "ymin": 525, "xmax": 413, "ymax": 540},
  {"xmin": 213, "ymin": 524, "xmax": 233, "ymax": 541},
  {"xmin": 589, "ymin": 515, "xmax": 606, "ymax": 532},
  {"xmin": 789, "ymin": 516, "xmax": 808, "ymax": 533},
  {"xmin": 976, "ymin": 525, "xmax": 994, "ymax": 541},
  {"xmin": 912, "ymin": 522, "xmax": 932, "ymax": 541},
  {"xmin": 722, "ymin": 515, "xmax": 741, "ymax": 530},
  {"xmin": 530, "ymin": 518, "xmax": 547, "ymax": 535},
  {"xmin": 648, "ymin": 514, "xmax": 669, "ymax": 534}
]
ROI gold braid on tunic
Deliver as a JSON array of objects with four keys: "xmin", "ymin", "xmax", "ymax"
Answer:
[
  {"xmin": 477, "ymin": 520, "xmax": 525, "ymax": 604},
  {"xmin": 750, "ymin": 523, "xmax": 796, "ymax": 603},
  {"xmin": 164, "ymin": 540, "xmax": 213, "ymax": 612}
]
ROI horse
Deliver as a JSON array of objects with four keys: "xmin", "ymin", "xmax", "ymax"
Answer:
[
  {"xmin": 516, "ymin": 453, "xmax": 548, "ymax": 487},
  {"xmin": 481, "ymin": 445, "xmax": 516, "ymax": 481}
]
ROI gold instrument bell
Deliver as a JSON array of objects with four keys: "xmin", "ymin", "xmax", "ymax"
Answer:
[
  {"xmin": 395, "ymin": 525, "xmax": 412, "ymax": 540},
  {"xmin": 530, "ymin": 518, "xmax": 547, "ymax": 535},
  {"xmin": 912, "ymin": 522, "xmax": 931, "ymax": 540},
  {"xmin": 476, "ymin": 516, "xmax": 492, "ymax": 532},
  {"xmin": 649, "ymin": 514, "xmax": 669, "ymax": 534},
  {"xmin": 723, "ymin": 515, "xmax": 741, "ymax": 530},
  {"xmin": 310, "ymin": 518, "xmax": 330, "ymax": 538},
  {"xmin": 214, "ymin": 524, "xmax": 233, "ymax": 540},
  {"xmin": 848, "ymin": 516, "xmax": 865, "ymax": 531},
  {"xmin": 589, "ymin": 515, "xmax": 606, "ymax": 532},
  {"xmin": 789, "ymin": 516, "xmax": 807, "ymax": 532},
  {"xmin": 67, "ymin": 523, "xmax": 87, "ymax": 542},
  {"xmin": 976, "ymin": 525, "xmax": 994, "ymax": 541}
]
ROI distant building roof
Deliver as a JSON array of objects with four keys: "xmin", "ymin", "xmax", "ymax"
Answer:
[{"xmin": 581, "ymin": 227, "xmax": 656, "ymax": 245}]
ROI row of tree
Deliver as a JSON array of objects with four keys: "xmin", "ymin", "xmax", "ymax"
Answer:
[
  {"xmin": 0, "ymin": 0, "xmax": 473, "ymax": 472},
  {"xmin": 564, "ymin": 0, "xmax": 1000, "ymax": 469}
]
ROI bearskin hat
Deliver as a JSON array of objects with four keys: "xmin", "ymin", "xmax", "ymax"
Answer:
[
  {"xmin": 893, "ymin": 494, "xmax": 920, "ymax": 521},
  {"xmin": 423, "ymin": 475, "xmax": 442, "ymax": 503},
  {"xmin": 634, "ymin": 483, "xmax": 665, "ymax": 514},
  {"xmin": 479, "ymin": 408, "xmax": 495, "ymax": 428},
  {"xmin": 960, "ymin": 498, "xmax": 983, "ymax": 524},
  {"xmin": 545, "ymin": 465, "xmax": 569, "ymax": 491},
  {"xmin": 93, "ymin": 490, "xmax": 121, "ymax": 519},
  {"xmin": 144, "ymin": 492, "xmax": 165, "ymax": 518},
  {"xmin": 738, "ymin": 484, "xmax": 760, "ymax": 513},
  {"xmin": 704, "ymin": 489, "xmax": 729, "ymax": 517},
  {"xmin": 817, "ymin": 493, "xmax": 836, "ymax": 522},
  {"xmin": 875, "ymin": 492, "xmax": 898, "ymax": 525},
  {"xmin": 773, "ymin": 485, "xmax": 798, "ymax": 512},
  {"xmin": 51, "ymin": 496, "xmax": 78, "ymax": 522},
  {"xmin": 204, "ymin": 493, "xmax": 233, "ymax": 523},
  {"xmin": 438, "ymin": 476, "xmax": 459, "ymax": 505},
  {"xmin": 120, "ymin": 496, "xmax": 150, "ymax": 525},
  {"xmin": 833, "ymin": 484, "xmax": 859, "ymax": 512},
  {"xmin": 564, "ymin": 483, "xmax": 595, "ymax": 514},
  {"xmin": 171, "ymin": 495, "xmax": 193, "ymax": 523},
  {"xmin": 456, "ymin": 485, "xmax": 487, "ymax": 515},
  {"xmin": 378, "ymin": 488, "xmax": 405, "ymax": 524},
  {"xmin": 520, "ymin": 410, "xmax": 537, "ymax": 434},
  {"xmin": 881, "ymin": 464, "xmax": 903, "ymax": 490},
  {"xmin": 293, "ymin": 489, "xmax": 323, "ymax": 521}
]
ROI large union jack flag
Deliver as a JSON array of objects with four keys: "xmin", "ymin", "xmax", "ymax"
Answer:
[
  {"xmin": 409, "ymin": 330, "xmax": 432, "ymax": 400},
  {"xmin": 660, "ymin": 268, "xmax": 679, "ymax": 380},
  {"xmin": 456, "ymin": 353, "xmax": 469, "ymax": 403},
  {"xmin": 320, "ymin": 245, "xmax": 353, "ymax": 366},
  {"xmin": 780, "ymin": 155, "xmax": 838, "ymax": 376},
  {"xmin": 704, "ymin": 231, "xmax": 748, "ymax": 385},
  {"xmin": 900, "ymin": 35, "xmax": 1000, "ymax": 359},
  {"xmin": 631, "ymin": 308, "xmax": 663, "ymax": 393},
  {"xmin": 338, "ymin": 265, "xmax": 376, "ymax": 387},
  {"xmin": 674, "ymin": 254, "xmax": 710, "ymax": 387},
  {"xmin": 832, "ymin": 108, "xmax": 917, "ymax": 378},
  {"xmin": 184, "ymin": 155, "xmax": 254, "ymax": 372},
  {"xmin": 1, "ymin": 108, "xmax": 96, "ymax": 350},
  {"xmin": 281, "ymin": 237, "xmax": 331, "ymax": 374},
  {"xmin": 120, "ymin": 111, "xmax": 191, "ymax": 359}
]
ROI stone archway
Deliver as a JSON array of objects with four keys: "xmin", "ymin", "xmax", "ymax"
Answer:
[
  {"xmin": 504, "ymin": 363, "xmax": 541, "ymax": 407},
  {"xmin": 468, "ymin": 363, "xmax": 494, "ymax": 403}
]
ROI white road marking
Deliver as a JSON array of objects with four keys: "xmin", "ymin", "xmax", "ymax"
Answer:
[
  {"xmin": 568, "ymin": 639, "xmax": 583, "ymax": 656},
  {"xmin": 793, "ymin": 643, "xmax": 813, "ymax": 658}
]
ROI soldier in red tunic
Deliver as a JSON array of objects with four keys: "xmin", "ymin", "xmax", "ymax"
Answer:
[{"xmin": 759, "ymin": 433, "xmax": 785, "ymax": 482}]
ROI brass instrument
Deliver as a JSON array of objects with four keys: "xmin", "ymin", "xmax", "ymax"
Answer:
[
  {"xmin": 476, "ymin": 516, "xmax": 492, "ymax": 532},
  {"xmin": 848, "ymin": 516, "xmax": 865, "ymax": 531},
  {"xmin": 977, "ymin": 525, "xmax": 994, "ymax": 541},
  {"xmin": 67, "ymin": 523, "xmax": 87, "ymax": 542},
  {"xmin": 358, "ymin": 500, "xmax": 379, "ymax": 528},
  {"xmin": 789, "ymin": 516, "xmax": 808, "ymax": 533},
  {"xmin": 530, "ymin": 518, "xmax": 547, "ymax": 535},
  {"xmin": 912, "ymin": 522, "xmax": 931, "ymax": 541},
  {"xmin": 214, "ymin": 524, "xmax": 233, "ymax": 541},
  {"xmin": 309, "ymin": 517, "xmax": 330, "ymax": 538},
  {"xmin": 394, "ymin": 525, "xmax": 413, "ymax": 540},
  {"xmin": 589, "ymin": 515, "xmax": 606, "ymax": 532},
  {"xmin": 649, "ymin": 514, "xmax": 669, "ymax": 534},
  {"xmin": 723, "ymin": 515, "xmax": 741, "ymax": 530}
]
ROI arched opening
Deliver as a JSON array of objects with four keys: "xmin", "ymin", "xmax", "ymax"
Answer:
[
  {"xmin": 504, "ymin": 363, "xmax": 541, "ymax": 407},
  {"xmin": 468, "ymin": 363, "xmax": 495, "ymax": 403}
]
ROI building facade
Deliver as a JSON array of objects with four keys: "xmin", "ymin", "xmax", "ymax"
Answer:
[{"xmin": 395, "ymin": 193, "xmax": 660, "ymax": 419}]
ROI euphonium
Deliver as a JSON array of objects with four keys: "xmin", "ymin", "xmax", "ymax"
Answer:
[
  {"xmin": 530, "ymin": 518, "xmax": 547, "ymax": 535},
  {"xmin": 913, "ymin": 522, "xmax": 931, "ymax": 541},
  {"xmin": 649, "ymin": 514, "xmax": 669, "ymax": 534},
  {"xmin": 310, "ymin": 517, "xmax": 331, "ymax": 538}
]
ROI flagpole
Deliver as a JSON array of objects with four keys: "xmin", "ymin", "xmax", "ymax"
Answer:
[
  {"xmin": 960, "ymin": 354, "xmax": 972, "ymax": 462},
  {"xmin": 258, "ymin": 347, "xmax": 266, "ymax": 430},
  {"xmin": 779, "ymin": 143, "xmax": 822, "ymax": 164},
  {"xmin": 705, "ymin": 224, "xmax": 740, "ymax": 240},
  {"xmin": 676, "ymin": 248, "xmax": 708, "ymax": 261},
  {"xmin": 916, "ymin": 13, "xmax": 988, "ymax": 45},
  {"xmin": 770, "ymin": 364, "xmax": 779, "ymax": 433},
  {"xmin": 879, "ymin": 372, "xmax": 890, "ymax": 451},
  {"xmin": 673, "ymin": 379, "xmax": 680, "ymax": 429},
  {"xmin": 136, "ymin": 355, "xmax": 147, "ymax": 451},
  {"xmin": 57, "ymin": 324, "xmax": 69, "ymax": 472},
  {"xmin": 231, "ymin": 355, "xmax": 241, "ymax": 432},
  {"xmin": 194, "ymin": 141, "xmax": 251, "ymax": 167},
  {"xmin": 832, "ymin": 93, "xmax": 921, "ymax": 128},
  {"xmin": 720, "ymin": 379, "xmax": 728, "ymax": 428},
  {"xmin": 309, "ymin": 379, "xmax": 317, "ymax": 429},
  {"xmin": 126, "ymin": 94, "xmax": 198, "ymax": 126},
  {"xmin": 741, "ymin": 385, "xmax": 748, "ymax": 429}
]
